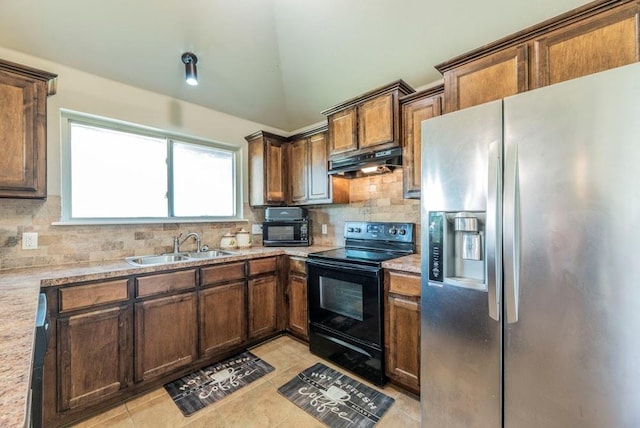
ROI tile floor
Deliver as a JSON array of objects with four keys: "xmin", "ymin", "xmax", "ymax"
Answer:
[{"xmin": 70, "ymin": 335, "xmax": 421, "ymax": 428}]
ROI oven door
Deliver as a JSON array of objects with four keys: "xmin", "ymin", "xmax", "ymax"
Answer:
[{"xmin": 307, "ymin": 258, "xmax": 383, "ymax": 347}]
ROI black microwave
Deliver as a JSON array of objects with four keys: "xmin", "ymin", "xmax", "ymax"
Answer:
[{"xmin": 262, "ymin": 219, "xmax": 311, "ymax": 247}]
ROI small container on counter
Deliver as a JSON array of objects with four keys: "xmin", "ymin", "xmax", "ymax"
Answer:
[
  {"xmin": 236, "ymin": 228, "xmax": 252, "ymax": 248},
  {"xmin": 220, "ymin": 233, "xmax": 237, "ymax": 250}
]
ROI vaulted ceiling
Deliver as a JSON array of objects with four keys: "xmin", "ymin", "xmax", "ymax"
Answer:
[{"xmin": 0, "ymin": 0, "xmax": 590, "ymax": 131}]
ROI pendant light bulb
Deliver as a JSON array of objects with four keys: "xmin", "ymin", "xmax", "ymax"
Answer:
[{"xmin": 181, "ymin": 52, "xmax": 198, "ymax": 86}]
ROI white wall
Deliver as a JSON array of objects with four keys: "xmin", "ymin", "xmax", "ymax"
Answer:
[{"xmin": 0, "ymin": 46, "xmax": 288, "ymax": 201}]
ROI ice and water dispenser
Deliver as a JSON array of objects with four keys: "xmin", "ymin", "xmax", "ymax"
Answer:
[{"xmin": 428, "ymin": 211, "xmax": 487, "ymax": 291}]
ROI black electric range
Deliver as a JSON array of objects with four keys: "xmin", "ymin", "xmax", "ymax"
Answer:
[{"xmin": 306, "ymin": 221, "xmax": 415, "ymax": 385}]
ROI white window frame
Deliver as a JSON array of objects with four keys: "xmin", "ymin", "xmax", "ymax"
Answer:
[{"xmin": 58, "ymin": 109, "xmax": 243, "ymax": 225}]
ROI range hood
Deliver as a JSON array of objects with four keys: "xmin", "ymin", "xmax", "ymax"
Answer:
[{"xmin": 328, "ymin": 147, "xmax": 402, "ymax": 178}]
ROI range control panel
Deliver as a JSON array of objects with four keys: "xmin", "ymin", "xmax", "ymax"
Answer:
[{"xmin": 344, "ymin": 221, "xmax": 414, "ymax": 243}]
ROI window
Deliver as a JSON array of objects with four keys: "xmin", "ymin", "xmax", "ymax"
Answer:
[{"xmin": 60, "ymin": 111, "xmax": 242, "ymax": 223}]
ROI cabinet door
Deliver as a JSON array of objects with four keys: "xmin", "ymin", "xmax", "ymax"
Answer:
[
  {"xmin": 248, "ymin": 134, "xmax": 287, "ymax": 207},
  {"xmin": 248, "ymin": 275, "xmax": 278, "ymax": 340},
  {"xmin": 289, "ymin": 138, "xmax": 309, "ymax": 203},
  {"xmin": 248, "ymin": 136, "xmax": 266, "ymax": 207},
  {"xmin": 532, "ymin": 2, "xmax": 640, "ymax": 89},
  {"xmin": 199, "ymin": 281, "xmax": 247, "ymax": 358},
  {"xmin": 308, "ymin": 132, "xmax": 330, "ymax": 202},
  {"xmin": 134, "ymin": 292, "xmax": 197, "ymax": 382},
  {"xmin": 386, "ymin": 294, "xmax": 420, "ymax": 393},
  {"xmin": 328, "ymin": 107, "xmax": 357, "ymax": 157},
  {"xmin": 385, "ymin": 271, "xmax": 421, "ymax": 393},
  {"xmin": 265, "ymin": 137, "xmax": 287, "ymax": 204},
  {"xmin": 443, "ymin": 45, "xmax": 528, "ymax": 113},
  {"xmin": 287, "ymin": 273, "xmax": 308, "ymax": 340},
  {"xmin": 401, "ymin": 91, "xmax": 443, "ymax": 199},
  {"xmin": 57, "ymin": 306, "xmax": 132, "ymax": 411},
  {"xmin": 0, "ymin": 70, "xmax": 47, "ymax": 198},
  {"xmin": 358, "ymin": 93, "xmax": 394, "ymax": 149}
]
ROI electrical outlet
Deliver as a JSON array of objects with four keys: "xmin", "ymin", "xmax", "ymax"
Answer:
[
  {"xmin": 321, "ymin": 224, "xmax": 328, "ymax": 235},
  {"xmin": 251, "ymin": 224, "xmax": 263, "ymax": 235},
  {"xmin": 22, "ymin": 232, "xmax": 38, "ymax": 250}
]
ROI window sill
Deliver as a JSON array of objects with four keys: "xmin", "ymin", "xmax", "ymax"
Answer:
[{"xmin": 52, "ymin": 218, "xmax": 250, "ymax": 226}]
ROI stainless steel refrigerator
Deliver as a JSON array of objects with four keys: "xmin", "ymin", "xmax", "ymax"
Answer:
[{"xmin": 420, "ymin": 62, "xmax": 640, "ymax": 427}]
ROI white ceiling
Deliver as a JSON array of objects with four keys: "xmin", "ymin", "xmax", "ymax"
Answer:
[{"xmin": 0, "ymin": 0, "xmax": 591, "ymax": 131}]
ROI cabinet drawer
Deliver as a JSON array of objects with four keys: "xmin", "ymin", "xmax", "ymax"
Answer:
[
  {"xmin": 248, "ymin": 257, "xmax": 277, "ymax": 276},
  {"xmin": 59, "ymin": 279, "xmax": 129, "ymax": 312},
  {"xmin": 136, "ymin": 269, "xmax": 196, "ymax": 297},
  {"xmin": 201, "ymin": 262, "xmax": 245, "ymax": 286},
  {"xmin": 388, "ymin": 271, "xmax": 421, "ymax": 297},
  {"xmin": 289, "ymin": 257, "xmax": 307, "ymax": 275}
]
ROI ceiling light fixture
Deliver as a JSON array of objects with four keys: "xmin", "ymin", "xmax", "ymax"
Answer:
[{"xmin": 181, "ymin": 52, "xmax": 198, "ymax": 86}]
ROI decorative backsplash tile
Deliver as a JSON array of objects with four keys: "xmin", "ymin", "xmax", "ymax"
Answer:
[{"xmin": 0, "ymin": 169, "xmax": 420, "ymax": 270}]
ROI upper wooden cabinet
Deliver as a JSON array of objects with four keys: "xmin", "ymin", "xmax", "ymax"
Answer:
[
  {"xmin": 437, "ymin": 0, "xmax": 640, "ymax": 113},
  {"xmin": 288, "ymin": 125, "xmax": 349, "ymax": 205},
  {"xmin": 322, "ymin": 80, "xmax": 414, "ymax": 159},
  {"xmin": 245, "ymin": 131, "xmax": 288, "ymax": 207},
  {"xmin": 531, "ymin": 1, "xmax": 640, "ymax": 88},
  {"xmin": 399, "ymin": 85, "xmax": 443, "ymax": 199},
  {"xmin": 441, "ymin": 46, "xmax": 528, "ymax": 113},
  {"xmin": 0, "ymin": 59, "xmax": 57, "ymax": 199}
]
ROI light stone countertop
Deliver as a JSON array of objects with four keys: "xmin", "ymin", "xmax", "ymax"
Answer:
[
  {"xmin": 381, "ymin": 254, "xmax": 422, "ymax": 274},
  {"xmin": 0, "ymin": 245, "xmax": 336, "ymax": 428}
]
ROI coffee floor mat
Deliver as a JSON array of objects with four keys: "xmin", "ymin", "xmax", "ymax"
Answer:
[
  {"xmin": 164, "ymin": 351, "xmax": 274, "ymax": 416},
  {"xmin": 278, "ymin": 362, "xmax": 394, "ymax": 427}
]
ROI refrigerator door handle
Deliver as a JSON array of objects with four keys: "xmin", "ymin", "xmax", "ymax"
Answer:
[
  {"xmin": 504, "ymin": 143, "xmax": 520, "ymax": 323},
  {"xmin": 486, "ymin": 140, "xmax": 502, "ymax": 321}
]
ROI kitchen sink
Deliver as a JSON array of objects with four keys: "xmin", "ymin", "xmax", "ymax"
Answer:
[
  {"xmin": 125, "ymin": 254, "xmax": 189, "ymax": 266},
  {"xmin": 183, "ymin": 250, "xmax": 237, "ymax": 259},
  {"xmin": 125, "ymin": 250, "xmax": 237, "ymax": 266}
]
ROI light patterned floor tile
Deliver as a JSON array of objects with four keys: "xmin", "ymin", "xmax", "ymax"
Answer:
[
  {"xmin": 70, "ymin": 404, "xmax": 133, "ymax": 428},
  {"xmin": 70, "ymin": 335, "xmax": 421, "ymax": 427}
]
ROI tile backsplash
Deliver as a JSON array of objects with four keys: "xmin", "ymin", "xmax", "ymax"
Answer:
[
  {"xmin": 0, "ymin": 196, "xmax": 265, "ymax": 270},
  {"xmin": 0, "ymin": 169, "xmax": 420, "ymax": 270},
  {"xmin": 309, "ymin": 169, "xmax": 421, "ymax": 249}
]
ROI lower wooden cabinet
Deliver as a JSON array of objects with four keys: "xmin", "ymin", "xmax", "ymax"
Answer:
[
  {"xmin": 45, "ymin": 256, "xmax": 289, "ymax": 427},
  {"xmin": 134, "ymin": 292, "xmax": 198, "ymax": 382},
  {"xmin": 57, "ymin": 306, "xmax": 132, "ymax": 411},
  {"xmin": 199, "ymin": 281, "xmax": 247, "ymax": 357},
  {"xmin": 385, "ymin": 270, "xmax": 421, "ymax": 394},
  {"xmin": 248, "ymin": 275, "xmax": 278, "ymax": 340},
  {"xmin": 286, "ymin": 257, "xmax": 308, "ymax": 340}
]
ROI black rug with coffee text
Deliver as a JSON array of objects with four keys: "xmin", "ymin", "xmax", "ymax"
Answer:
[
  {"xmin": 278, "ymin": 362, "xmax": 395, "ymax": 427},
  {"xmin": 164, "ymin": 351, "xmax": 274, "ymax": 416}
]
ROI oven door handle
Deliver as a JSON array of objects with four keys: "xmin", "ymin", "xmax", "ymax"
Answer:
[
  {"xmin": 314, "ymin": 331, "xmax": 373, "ymax": 358},
  {"xmin": 307, "ymin": 259, "xmax": 381, "ymax": 275}
]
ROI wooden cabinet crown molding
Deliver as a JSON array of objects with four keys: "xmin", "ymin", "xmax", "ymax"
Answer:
[
  {"xmin": 398, "ymin": 83, "xmax": 445, "ymax": 105},
  {"xmin": 0, "ymin": 58, "xmax": 57, "ymax": 95},
  {"xmin": 244, "ymin": 130, "xmax": 289, "ymax": 143},
  {"xmin": 320, "ymin": 79, "xmax": 414, "ymax": 116},
  {"xmin": 435, "ymin": 0, "xmax": 639, "ymax": 73},
  {"xmin": 288, "ymin": 123, "xmax": 328, "ymax": 140}
]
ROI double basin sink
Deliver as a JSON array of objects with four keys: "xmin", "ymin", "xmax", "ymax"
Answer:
[{"xmin": 125, "ymin": 250, "xmax": 237, "ymax": 267}]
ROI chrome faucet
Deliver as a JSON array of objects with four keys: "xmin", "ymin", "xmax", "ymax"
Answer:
[{"xmin": 172, "ymin": 232, "xmax": 202, "ymax": 253}]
